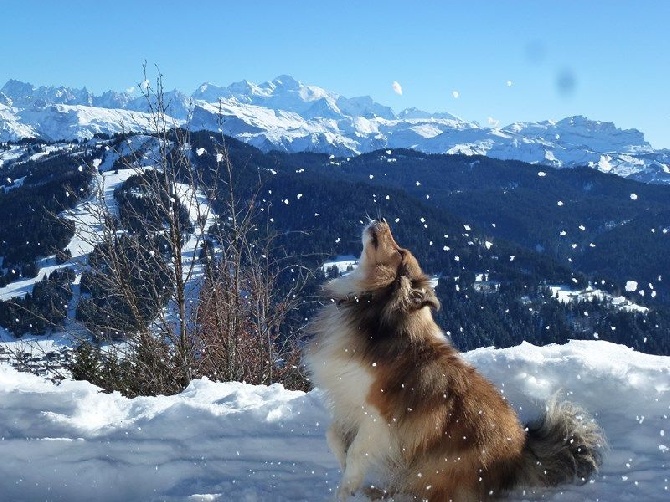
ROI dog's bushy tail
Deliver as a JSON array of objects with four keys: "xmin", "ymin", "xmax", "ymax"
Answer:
[{"xmin": 516, "ymin": 397, "xmax": 606, "ymax": 488}]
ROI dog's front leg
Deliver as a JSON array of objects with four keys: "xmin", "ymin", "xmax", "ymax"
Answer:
[
  {"xmin": 337, "ymin": 430, "xmax": 370, "ymax": 500},
  {"xmin": 326, "ymin": 423, "xmax": 349, "ymax": 470},
  {"xmin": 337, "ymin": 413, "xmax": 388, "ymax": 500}
]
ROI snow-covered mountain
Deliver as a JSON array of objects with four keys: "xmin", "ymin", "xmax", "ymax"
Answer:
[{"xmin": 2, "ymin": 76, "xmax": 669, "ymax": 183}]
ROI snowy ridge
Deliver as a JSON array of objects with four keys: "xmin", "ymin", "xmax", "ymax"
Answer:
[
  {"xmin": 2, "ymin": 77, "xmax": 669, "ymax": 184},
  {"xmin": 0, "ymin": 340, "xmax": 668, "ymax": 500},
  {"xmin": 16, "ymin": 104, "xmax": 180, "ymax": 142}
]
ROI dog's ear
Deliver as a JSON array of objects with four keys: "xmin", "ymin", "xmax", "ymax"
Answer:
[{"xmin": 410, "ymin": 285, "xmax": 440, "ymax": 311}]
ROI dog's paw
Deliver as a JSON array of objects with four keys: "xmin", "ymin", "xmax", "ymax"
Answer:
[
  {"xmin": 362, "ymin": 485, "xmax": 392, "ymax": 500},
  {"xmin": 336, "ymin": 484, "xmax": 356, "ymax": 501}
]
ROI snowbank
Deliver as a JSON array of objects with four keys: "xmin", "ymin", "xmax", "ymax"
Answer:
[{"xmin": 0, "ymin": 340, "xmax": 668, "ymax": 501}]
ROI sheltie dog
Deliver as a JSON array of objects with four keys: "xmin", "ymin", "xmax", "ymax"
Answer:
[{"xmin": 305, "ymin": 219, "xmax": 605, "ymax": 501}]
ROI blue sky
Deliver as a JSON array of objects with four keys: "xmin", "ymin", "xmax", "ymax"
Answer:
[{"xmin": 2, "ymin": 1, "xmax": 669, "ymax": 148}]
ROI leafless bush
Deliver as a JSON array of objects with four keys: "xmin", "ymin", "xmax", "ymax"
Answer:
[
  {"xmin": 191, "ymin": 150, "xmax": 310, "ymax": 389},
  {"xmin": 63, "ymin": 65, "xmax": 310, "ymax": 395}
]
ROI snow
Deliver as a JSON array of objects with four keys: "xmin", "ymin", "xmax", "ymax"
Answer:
[
  {"xmin": 320, "ymin": 256, "xmax": 359, "ymax": 276},
  {"xmin": 0, "ymin": 340, "xmax": 668, "ymax": 500},
  {"xmin": 0, "ymin": 257, "xmax": 67, "ymax": 301},
  {"xmin": 0, "ymin": 144, "xmax": 27, "ymax": 168},
  {"xmin": 16, "ymin": 104, "xmax": 182, "ymax": 142},
  {"xmin": 549, "ymin": 285, "xmax": 648, "ymax": 313},
  {"xmin": 64, "ymin": 167, "xmax": 138, "ymax": 260}
]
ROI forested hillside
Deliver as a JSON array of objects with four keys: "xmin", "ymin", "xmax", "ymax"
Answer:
[
  {"xmin": 213, "ymin": 135, "xmax": 670, "ymax": 353},
  {"xmin": 1, "ymin": 131, "xmax": 669, "ymax": 359}
]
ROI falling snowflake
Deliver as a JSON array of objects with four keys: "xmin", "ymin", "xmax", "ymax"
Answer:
[
  {"xmin": 625, "ymin": 281, "xmax": 638, "ymax": 292},
  {"xmin": 630, "ymin": 193, "xmax": 638, "ymax": 200},
  {"xmin": 557, "ymin": 200, "xmax": 564, "ymax": 206}
]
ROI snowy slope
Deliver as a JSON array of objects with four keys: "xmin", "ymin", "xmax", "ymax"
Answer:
[
  {"xmin": 2, "ymin": 78, "xmax": 669, "ymax": 184},
  {"xmin": 16, "ymin": 104, "xmax": 182, "ymax": 142},
  {"xmin": 0, "ymin": 102, "xmax": 37, "ymax": 140},
  {"xmin": 0, "ymin": 340, "xmax": 667, "ymax": 501}
]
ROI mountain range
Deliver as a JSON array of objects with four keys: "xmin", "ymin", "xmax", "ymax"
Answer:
[{"xmin": 1, "ymin": 76, "xmax": 669, "ymax": 184}]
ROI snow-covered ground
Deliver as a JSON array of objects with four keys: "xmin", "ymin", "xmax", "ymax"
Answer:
[{"xmin": 1, "ymin": 340, "xmax": 667, "ymax": 501}]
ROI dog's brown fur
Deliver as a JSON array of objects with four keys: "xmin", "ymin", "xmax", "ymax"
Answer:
[{"xmin": 305, "ymin": 220, "xmax": 605, "ymax": 501}]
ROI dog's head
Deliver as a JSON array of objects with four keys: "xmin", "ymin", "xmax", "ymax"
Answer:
[{"xmin": 326, "ymin": 219, "xmax": 439, "ymax": 313}]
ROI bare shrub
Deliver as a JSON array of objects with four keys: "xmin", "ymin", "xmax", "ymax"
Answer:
[{"xmin": 62, "ymin": 65, "xmax": 310, "ymax": 395}]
